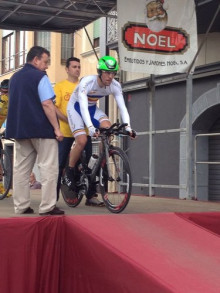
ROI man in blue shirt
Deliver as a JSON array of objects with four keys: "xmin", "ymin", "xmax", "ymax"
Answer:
[{"xmin": 6, "ymin": 46, "xmax": 64, "ymax": 215}]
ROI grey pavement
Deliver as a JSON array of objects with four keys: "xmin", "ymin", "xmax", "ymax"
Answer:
[{"xmin": 1, "ymin": 189, "xmax": 220, "ymax": 218}]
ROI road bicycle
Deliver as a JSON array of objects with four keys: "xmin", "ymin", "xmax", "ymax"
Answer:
[
  {"xmin": 0, "ymin": 132, "xmax": 12, "ymax": 200},
  {"xmin": 61, "ymin": 123, "xmax": 134, "ymax": 213}
]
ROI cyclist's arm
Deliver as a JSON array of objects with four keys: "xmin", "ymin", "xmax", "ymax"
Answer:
[
  {"xmin": 78, "ymin": 85, "xmax": 93, "ymax": 128},
  {"xmin": 113, "ymin": 87, "xmax": 131, "ymax": 126},
  {"xmin": 114, "ymin": 86, "xmax": 137, "ymax": 138}
]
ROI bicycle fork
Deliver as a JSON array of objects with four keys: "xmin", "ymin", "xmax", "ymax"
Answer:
[{"xmin": 104, "ymin": 145, "xmax": 122, "ymax": 182}]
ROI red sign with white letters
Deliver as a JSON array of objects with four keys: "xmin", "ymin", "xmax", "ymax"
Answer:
[{"xmin": 123, "ymin": 23, "xmax": 188, "ymax": 54}]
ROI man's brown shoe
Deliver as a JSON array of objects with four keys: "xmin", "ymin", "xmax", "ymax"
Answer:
[{"xmin": 39, "ymin": 206, "xmax": 65, "ymax": 216}]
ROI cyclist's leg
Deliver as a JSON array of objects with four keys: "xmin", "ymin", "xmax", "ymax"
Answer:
[
  {"xmin": 73, "ymin": 135, "xmax": 91, "ymax": 182},
  {"xmin": 65, "ymin": 102, "xmax": 88, "ymax": 189},
  {"xmin": 99, "ymin": 116, "xmax": 111, "ymax": 128},
  {"xmin": 68, "ymin": 104, "xmax": 98, "ymax": 170},
  {"xmin": 93, "ymin": 106, "xmax": 111, "ymax": 129},
  {"xmin": 69, "ymin": 134, "xmax": 87, "ymax": 167},
  {"xmin": 84, "ymin": 135, "xmax": 92, "ymax": 164},
  {"xmin": 64, "ymin": 134, "xmax": 87, "ymax": 189}
]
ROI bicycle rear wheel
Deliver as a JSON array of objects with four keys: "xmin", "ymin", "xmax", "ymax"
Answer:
[
  {"xmin": 99, "ymin": 146, "xmax": 132, "ymax": 213},
  {"xmin": 0, "ymin": 149, "xmax": 12, "ymax": 200}
]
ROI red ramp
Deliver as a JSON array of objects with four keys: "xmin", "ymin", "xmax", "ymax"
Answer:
[{"xmin": 0, "ymin": 213, "xmax": 219, "ymax": 293}]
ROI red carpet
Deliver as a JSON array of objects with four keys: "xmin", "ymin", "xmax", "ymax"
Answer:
[
  {"xmin": 177, "ymin": 211, "xmax": 220, "ymax": 235},
  {"xmin": 0, "ymin": 212, "xmax": 220, "ymax": 293}
]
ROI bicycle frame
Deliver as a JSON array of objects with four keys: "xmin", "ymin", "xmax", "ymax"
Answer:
[
  {"xmin": 84, "ymin": 136, "xmax": 107, "ymax": 183},
  {"xmin": 0, "ymin": 136, "xmax": 4, "ymax": 151},
  {"xmin": 61, "ymin": 122, "xmax": 133, "ymax": 212},
  {"xmin": 89, "ymin": 129, "xmax": 120, "ymax": 183},
  {"xmin": 0, "ymin": 133, "xmax": 13, "ymax": 200}
]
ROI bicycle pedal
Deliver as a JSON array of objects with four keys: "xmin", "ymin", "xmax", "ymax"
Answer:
[{"xmin": 78, "ymin": 189, "xmax": 86, "ymax": 196}]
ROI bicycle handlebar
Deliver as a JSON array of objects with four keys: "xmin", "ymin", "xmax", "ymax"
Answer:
[{"xmin": 99, "ymin": 123, "xmax": 129, "ymax": 136}]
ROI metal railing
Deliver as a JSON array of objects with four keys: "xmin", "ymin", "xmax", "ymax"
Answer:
[
  {"xmin": 194, "ymin": 132, "xmax": 220, "ymax": 200},
  {"xmin": 133, "ymin": 128, "xmax": 187, "ymax": 191}
]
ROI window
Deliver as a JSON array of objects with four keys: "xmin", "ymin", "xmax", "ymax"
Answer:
[
  {"xmin": 2, "ymin": 32, "xmax": 15, "ymax": 73},
  {"xmin": 61, "ymin": 33, "xmax": 74, "ymax": 64},
  {"xmin": 15, "ymin": 31, "xmax": 26, "ymax": 68},
  {"xmin": 93, "ymin": 37, "xmax": 100, "ymax": 48},
  {"xmin": 93, "ymin": 20, "xmax": 100, "ymax": 48},
  {"xmin": 1, "ymin": 30, "xmax": 27, "ymax": 74},
  {"xmin": 34, "ymin": 32, "xmax": 51, "ymax": 51}
]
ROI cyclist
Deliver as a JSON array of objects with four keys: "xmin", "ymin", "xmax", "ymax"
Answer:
[
  {"xmin": 65, "ymin": 56, "xmax": 136, "ymax": 197},
  {"xmin": 0, "ymin": 79, "xmax": 9, "ymax": 128}
]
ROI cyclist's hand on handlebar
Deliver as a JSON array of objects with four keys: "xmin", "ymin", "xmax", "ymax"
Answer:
[
  {"xmin": 88, "ymin": 126, "xmax": 99, "ymax": 138},
  {"xmin": 94, "ymin": 128, "xmax": 100, "ymax": 138},
  {"xmin": 130, "ymin": 129, "xmax": 137, "ymax": 139},
  {"xmin": 125, "ymin": 126, "xmax": 137, "ymax": 139}
]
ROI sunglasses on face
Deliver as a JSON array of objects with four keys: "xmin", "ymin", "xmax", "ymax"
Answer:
[{"xmin": 102, "ymin": 71, "xmax": 117, "ymax": 76}]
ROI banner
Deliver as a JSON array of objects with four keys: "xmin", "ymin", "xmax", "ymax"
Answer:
[{"xmin": 117, "ymin": 0, "xmax": 198, "ymax": 75}]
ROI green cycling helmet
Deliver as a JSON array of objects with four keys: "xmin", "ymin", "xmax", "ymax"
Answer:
[{"xmin": 97, "ymin": 56, "xmax": 119, "ymax": 73}]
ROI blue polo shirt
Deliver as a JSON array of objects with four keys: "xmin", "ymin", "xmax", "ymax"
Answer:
[
  {"xmin": 38, "ymin": 75, "xmax": 54, "ymax": 102},
  {"xmin": 6, "ymin": 63, "xmax": 56, "ymax": 139}
]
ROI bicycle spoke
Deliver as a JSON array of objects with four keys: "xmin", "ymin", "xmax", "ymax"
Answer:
[
  {"xmin": 99, "ymin": 147, "xmax": 132, "ymax": 213},
  {"xmin": 0, "ymin": 149, "xmax": 12, "ymax": 200}
]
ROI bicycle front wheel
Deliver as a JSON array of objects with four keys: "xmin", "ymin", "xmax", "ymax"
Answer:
[
  {"xmin": 99, "ymin": 146, "xmax": 132, "ymax": 213},
  {"xmin": 0, "ymin": 149, "xmax": 12, "ymax": 200}
]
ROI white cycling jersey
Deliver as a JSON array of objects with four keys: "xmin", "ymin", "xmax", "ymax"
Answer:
[{"xmin": 67, "ymin": 75, "xmax": 131, "ymax": 137}]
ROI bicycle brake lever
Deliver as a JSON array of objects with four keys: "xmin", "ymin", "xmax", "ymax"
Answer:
[
  {"xmin": 117, "ymin": 123, "xmax": 128, "ymax": 131},
  {"xmin": 131, "ymin": 130, "xmax": 137, "ymax": 139},
  {"xmin": 122, "ymin": 130, "xmax": 137, "ymax": 138},
  {"xmin": 109, "ymin": 123, "xmax": 118, "ymax": 130}
]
